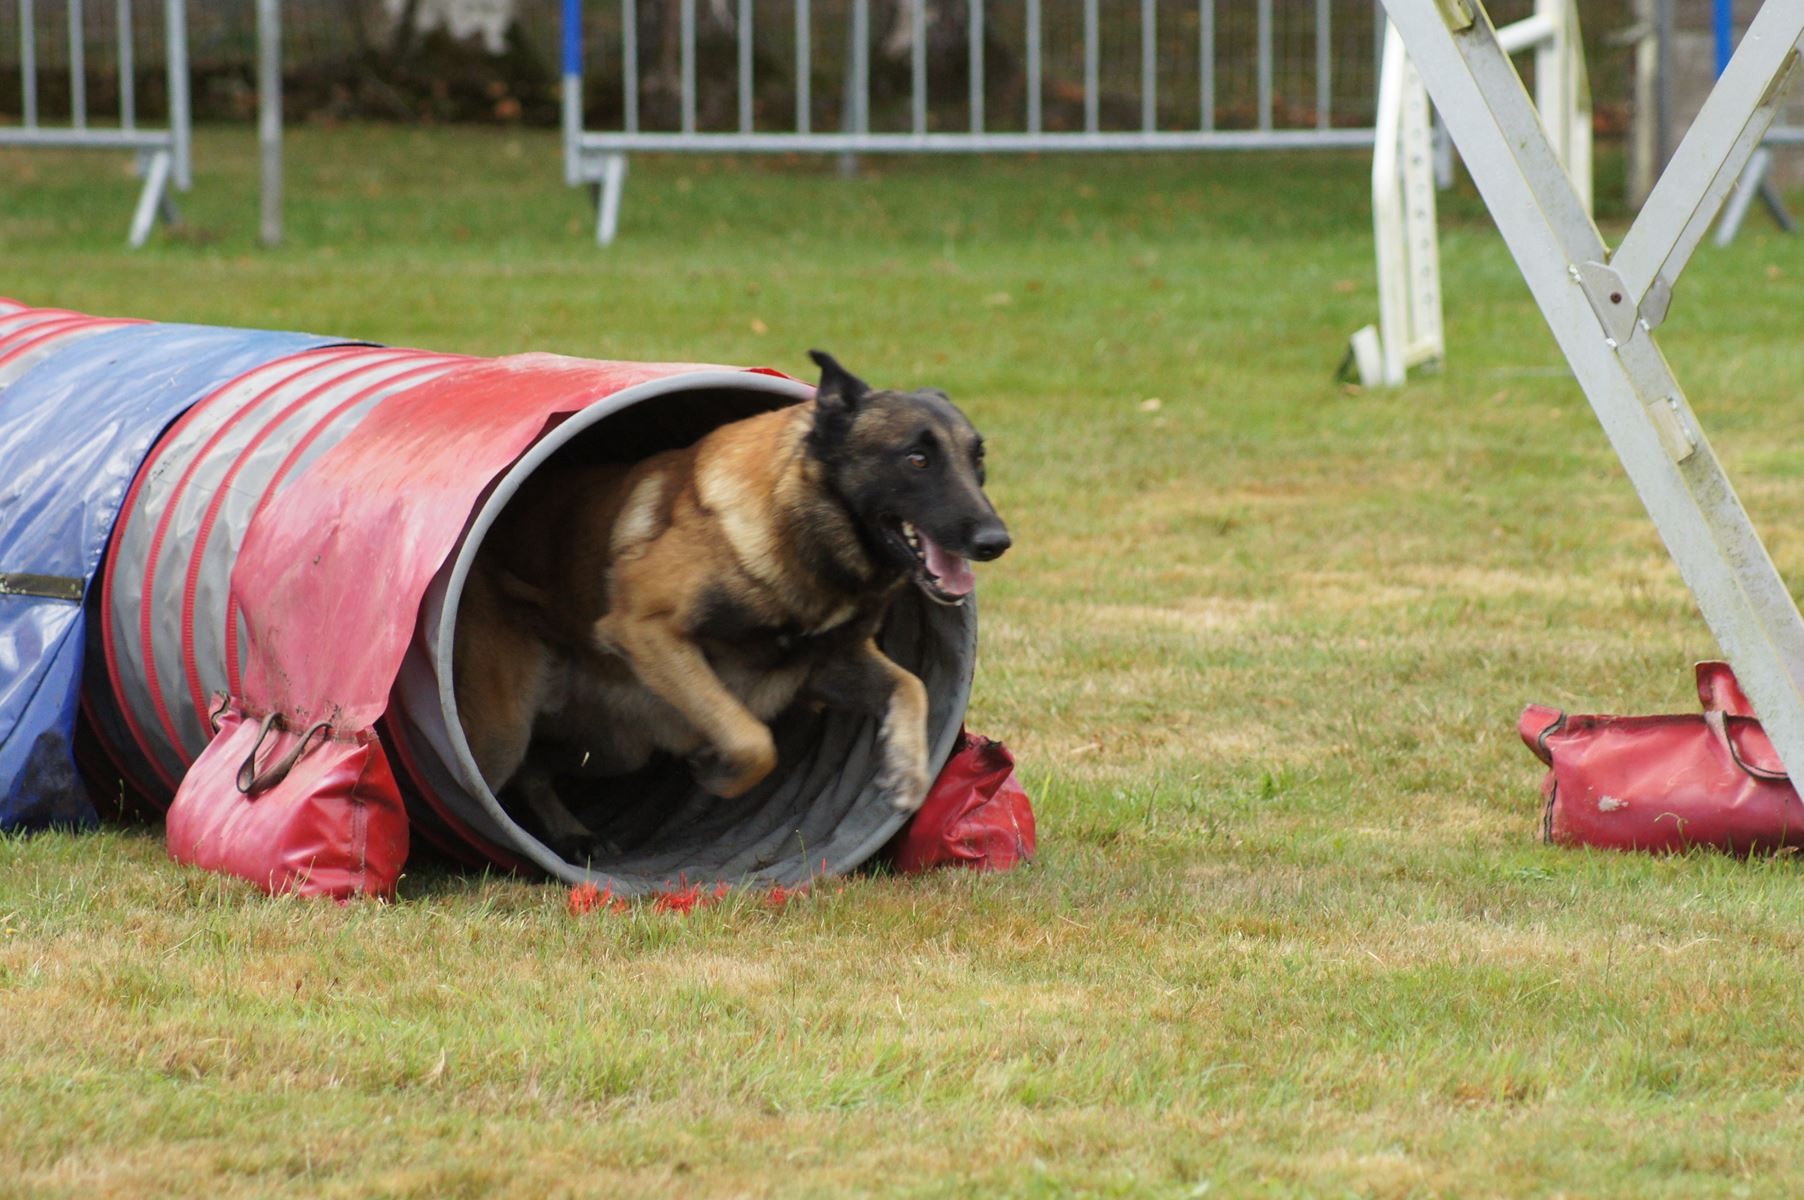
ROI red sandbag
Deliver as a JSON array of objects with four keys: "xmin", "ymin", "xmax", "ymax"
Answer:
[
  {"xmin": 1520, "ymin": 661, "xmax": 1804, "ymax": 854},
  {"xmin": 166, "ymin": 702, "xmax": 408, "ymax": 898},
  {"xmin": 890, "ymin": 729, "xmax": 1036, "ymax": 873}
]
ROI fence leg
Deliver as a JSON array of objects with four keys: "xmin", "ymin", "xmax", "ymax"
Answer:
[
  {"xmin": 258, "ymin": 0, "xmax": 284, "ymax": 248},
  {"xmin": 838, "ymin": 0, "xmax": 866, "ymax": 178},
  {"xmin": 128, "ymin": 149, "xmax": 175, "ymax": 249},
  {"xmin": 1763, "ymin": 176, "xmax": 1799, "ymax": 233},
  {"xmin": 1714, "ymin": 147, "xmax": 1795, "ymax": 245},
  {"xmin": 595, "ymin": 153, "xmax": 628, "ymax": 246}
]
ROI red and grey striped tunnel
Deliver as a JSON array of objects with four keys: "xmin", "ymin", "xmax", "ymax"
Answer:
[{"xmin": 70, "ymin": 312, "xmax": 976, "ymax": 891}]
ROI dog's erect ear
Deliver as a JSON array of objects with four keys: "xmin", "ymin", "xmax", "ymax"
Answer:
[{"xmin": 809, "ymin": 349, "xmax": 871, "ymax": 412}]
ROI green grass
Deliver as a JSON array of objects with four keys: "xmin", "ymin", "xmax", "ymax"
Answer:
[{"xmin": 7, "ymin": 125, "xmax": 1804, "ymax": 1197}]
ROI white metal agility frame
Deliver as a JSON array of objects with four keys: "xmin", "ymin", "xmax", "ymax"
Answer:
[
  {"xmin": 1378, "ymin": 0, "xmax": 1804, "ymax": 780},
  {"xmin": 1351, "ymin": 0, "xmax": 1591, "ymax": 387},
  {"xmin": 3, "ymin": 0, "xmax": 192, "ymax": 248}
]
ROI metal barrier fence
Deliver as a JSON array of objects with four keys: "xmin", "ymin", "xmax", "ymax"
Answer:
[
  {"xmin": 1, "ymin": 0, "xmax": 191, "ymax": 247},
  {"xmin": 560, "ymin": 0, "xmax": 1409, "ymax": 242}
]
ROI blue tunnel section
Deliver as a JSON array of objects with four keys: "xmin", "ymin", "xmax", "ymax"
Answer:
[{"xmin": 0, "ymin": 321, "xmax": 341, "ymax": 831}]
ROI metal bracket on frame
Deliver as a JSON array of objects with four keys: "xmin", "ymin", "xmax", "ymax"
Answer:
[{"xmin": 1377, "ymin": 0, "xmax": 1804, "ymax": 779}]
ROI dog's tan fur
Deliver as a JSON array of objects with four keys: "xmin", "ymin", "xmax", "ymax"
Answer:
[{"xmin": 455, "ymin": 402, "xmax": 929, "ymax": 851}]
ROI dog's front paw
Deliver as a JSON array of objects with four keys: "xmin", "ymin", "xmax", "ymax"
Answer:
[
  {"xmin": 690, "ymin": 728, "xmax": 778, "ymax": 799},
  {"xmin": 874, "ymin": 743, "xmax": 931, "ymax": 812}
]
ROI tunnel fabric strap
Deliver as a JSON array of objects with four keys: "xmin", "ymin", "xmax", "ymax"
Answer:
[{"xmin": 0, "ymin": 574, "xmax": 84, "ymax": 601}]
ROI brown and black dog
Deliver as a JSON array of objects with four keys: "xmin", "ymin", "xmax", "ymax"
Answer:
[{"xmin": 453, "ymin": 351, "xmax": 1010, "ymax": 858}]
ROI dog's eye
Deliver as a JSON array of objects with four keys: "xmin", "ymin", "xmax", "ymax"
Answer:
[{"xmin": 907, "ymin": 451, "xmax": 930, "ymax": 470}]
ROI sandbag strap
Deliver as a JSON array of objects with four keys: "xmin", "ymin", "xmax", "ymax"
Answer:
[
  {"xmin": 208, "ymin": 694, "xmax": 232, "ymax": 734},
  {"xmin": 1704, "ymin": 710, "xmax": 1791, "ymax": 783},
  {"xmin": 236, "ymin": 712, "xmax": 333, "ymax": 796},
  {"xmin": 0, "ymin": 572, "xmax": 83, "ymax": 601}
]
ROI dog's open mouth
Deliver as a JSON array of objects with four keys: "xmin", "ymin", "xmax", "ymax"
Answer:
[{"xmin": 891, "ymin": 518, "xmax": 976, "ymax": 605}]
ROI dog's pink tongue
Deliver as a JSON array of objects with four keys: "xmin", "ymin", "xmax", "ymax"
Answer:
[{"xmin": 922, "ymin": 534, "xmax": 975, "ymax": 596}]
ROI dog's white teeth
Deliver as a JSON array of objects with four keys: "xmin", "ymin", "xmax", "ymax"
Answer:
[{"xmin": 902, "ymin": 521, "xmax": 922, "ymax": 552}]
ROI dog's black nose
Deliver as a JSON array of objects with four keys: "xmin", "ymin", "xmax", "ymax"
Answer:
[{"xmin": 969, "ymin": 524, "xmax": 1012, "ymax": 562}]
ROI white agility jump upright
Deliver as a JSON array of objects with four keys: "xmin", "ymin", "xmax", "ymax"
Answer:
[
  {"xmin": 1378, "ymin": 0, "xmax": 1804, "ymax": 779},
  {"xmin": 1352, "ymin": 0, "xmax": 1591, "ymax": 387}
]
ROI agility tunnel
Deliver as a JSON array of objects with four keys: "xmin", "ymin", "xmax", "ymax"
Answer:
[{"xmin": 0, "ymin": 299, "xmax": 977, "ymax": 896}]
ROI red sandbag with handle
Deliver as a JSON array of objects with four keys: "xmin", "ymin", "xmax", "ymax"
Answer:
[
  {"xmin": 166, "ymin": 701, "xmax": 408, "ymax": 898},
  {"xmin": 890, "ymin": 728, "xmax": 1036, "ymax": 873},
  {"xmin": 1520, "ymin": 661, "xmax": 1804, "ymax": 854}
]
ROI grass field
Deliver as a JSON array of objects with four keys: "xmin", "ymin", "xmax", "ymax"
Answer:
[{"xmin": 6, "ymin": 125, "xmax": 1804, "ymax": 1198}]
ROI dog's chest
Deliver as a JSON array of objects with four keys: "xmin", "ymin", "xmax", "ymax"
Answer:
[
  {"xmin": 697, "ymin": 600, "xmax": 866, "ymax": 709},
  {"xmin": 693, "ymin": 584, "xmax": 862, "ymax": 662},
  {"xmin": 715, "ymin": 612, "xmax": 844, "ymax": 665},
  {"xmin": 538, "ymin": 623, "xmax": 827, "ymax": 746}
]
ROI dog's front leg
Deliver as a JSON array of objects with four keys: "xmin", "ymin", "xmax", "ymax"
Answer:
[
  {"xmin": 807, "ymin": 639, "xmax": 931, "ymax": 811},
  {"xmin": 604, "ymin": 616, "xmax": 778, "ymax": 798}
]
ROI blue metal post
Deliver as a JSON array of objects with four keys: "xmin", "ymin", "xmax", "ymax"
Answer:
[
  {"xmin": 1714, "ymin": 0, "xmax": 1733, "ymax": 77},
  {"xmin": 561, "ymin": 0, "xmax": 582, "ymax": 185}
]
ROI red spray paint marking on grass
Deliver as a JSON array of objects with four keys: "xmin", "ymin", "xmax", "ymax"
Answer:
[
  {"xmin": 566, "ymin": 882, "xmax": 626, "ymax": 916},
  {"xmin": 568, "ymin": 878, "xmax": 804, "ymax": 917}
]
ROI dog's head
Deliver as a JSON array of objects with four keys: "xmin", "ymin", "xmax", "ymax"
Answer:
[{"xmin": 806, "ymin": 350, "xmax": 1010, "ymax": 606}]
